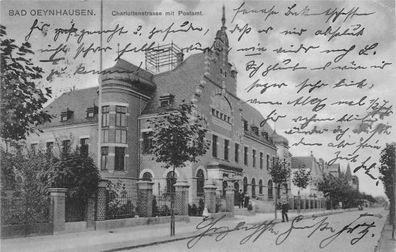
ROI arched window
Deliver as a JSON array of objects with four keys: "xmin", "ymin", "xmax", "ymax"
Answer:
[
  {"xmin": 251, "ymin": 178, "xmax": 256, "ymax": 198},
  {"xmin": 234, "ymin": 182, "xmax": 239, "ymax": 193},
  {"xmin": 142, "ymin": 172, "xmax": 152, "ymax": 181},
  {"xmin": 196, "ymin": 169, "xmax": 204, "ymax": 197},
  {"xmin": 268, "ymin": 180, "xmax": 273, "ymax": 200},
  {"xmin": 166, "ymin": 171, "xmax": 177, "ymax": 195},
  {"xmin": 243, "ymin": 177, "xmax": 248, "ymax": 193},
  {"xmin": 259, "ymin": 179, "xmax": 263, "ymax": 194}
]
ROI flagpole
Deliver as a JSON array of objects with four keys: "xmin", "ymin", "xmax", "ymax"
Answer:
[{"xmin": 97, "ymin": 0, "xmax": 103, "ymax": 171}]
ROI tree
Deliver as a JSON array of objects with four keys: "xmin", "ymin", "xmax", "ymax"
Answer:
[
  {"xmin": 292, "ymin": 168, "xmax": 311, "ymax": 213},
  {"xmin": 318, "ymin": 173, "xmax": 352, "ymax": 209},
  {"xmin": 268, "ymin": 158, "xmax": 290, "ymax": 219},
  {"xmin": 0, "ymin": 148, "xmax": 53, "ymax": 225},
  {"xmin": 378, "ymin": 143, "xmax": 395, "ymax": 224},
  {"xmin": 44, "ymin": 148, "xmax": 100, "ymax": 206},
  {"xmin": 0, "ymin": 25, "xmax": 52, "ymax": 144},
  {"xmin": 148, "ymin": 102, "xmax": 209, "ymax": 236}
]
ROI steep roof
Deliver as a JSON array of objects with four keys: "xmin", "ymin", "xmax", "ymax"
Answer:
[
  {"xmin": 326, "ymin": 163, "xmax": 341, "ymax": 177},
  {"xmin": 240, "ymin": 102, "xmax": 274, "ymax": 135},
  {"xmin": 143, "ymin": 53, "xmax": 205, "ymax": 114},
  {"xmin": 41, "ymin": 87, "xmax": 98, "ymax": 128}
]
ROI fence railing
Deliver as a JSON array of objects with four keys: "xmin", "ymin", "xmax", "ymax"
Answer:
[
  {"xmin": 65, "ymin": 198, "xmax": 85, "ymax": 222},
  {"xmin": 106, "ymin": 193, "xmax": 136, "ymax": 220},
  {"xmin": 152, "ymin": 191, "xmax": 172, "ymax": 216}
]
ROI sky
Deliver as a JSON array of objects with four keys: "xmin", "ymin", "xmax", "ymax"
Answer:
[{"xmin": 1, "ymin": 0, "xmax": 395, "ymax": 197}]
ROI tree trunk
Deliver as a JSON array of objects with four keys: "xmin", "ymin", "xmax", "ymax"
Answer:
[
  {"xmin": 274, "ymin": 183, "xmax": 278, "ymax": 219},
  {"xmin": 298, "ymin": 190, "xmax": 301, "ymax": 214},
  {"xmin": 170, "ymin": 166, "xmax": 176, "ymax": 236}
]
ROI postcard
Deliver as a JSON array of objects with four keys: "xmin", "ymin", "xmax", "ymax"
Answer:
[{"xmin": 1, "ymin": 0, "xmax": 395, "ymax": 251}]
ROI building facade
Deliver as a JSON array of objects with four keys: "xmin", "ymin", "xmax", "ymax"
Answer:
[
  {"xmin": 26, "ymin": 9, "xmax": 289, "ymax": 207},
  {"xmin": 290, "ymin": 154, "xmax": 324, "ymax": 199}
]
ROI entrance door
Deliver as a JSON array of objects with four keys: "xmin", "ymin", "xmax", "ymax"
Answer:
[{"xmin": 234, "ymin": 182, "xmax": 239, "ymax": 205}]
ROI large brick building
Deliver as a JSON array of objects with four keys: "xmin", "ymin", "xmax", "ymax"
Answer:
[{"xmin": 26, "ymin": 9, "xmax": 290, "ymax": 206}]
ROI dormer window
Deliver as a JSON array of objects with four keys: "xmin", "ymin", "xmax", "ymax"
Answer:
[
  {"xmin": 243, "ymin": 120, "xmax": 248, "ymax": 131},
  {"xmin": 159, "ymin": 93, "xmax": 175, "ymax": 107},
  {"xmin": 86, "ymin": 106, "xmax": 98, "ymax": 118},
  {"xmin": 61, "ymin": 109, "xmax": 73, "ymax": 122},
  {"xmin": 251, "ymin": 126, "xmax": 259, "ymax": 135},
  {"xmin": 261, "ymin": 131, "xmax": 269, "ymax": 141}
]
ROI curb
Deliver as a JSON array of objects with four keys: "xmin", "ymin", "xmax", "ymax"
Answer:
[{"xmin": 103, "ymin": 208, "xmax": 361, "ymax": 252}]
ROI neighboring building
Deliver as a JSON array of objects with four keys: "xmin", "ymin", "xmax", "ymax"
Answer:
[
  {"xmin": 325, "ymin": 163, "xmax": 341, "ymax": 178},
  {"xmin": 345, "ymin": 163, "xmax": 359, "ymax": 191},
  {"xmin": 290, "ymin": 153, "xmax": 324, "ymax": 199},
  {"xmin": 271, "ymin": 131, "xmax": 292, "ymax": 200},
  {"xmin": 26, "ymin": 8, "xmax": 285, "ymax": 206}
]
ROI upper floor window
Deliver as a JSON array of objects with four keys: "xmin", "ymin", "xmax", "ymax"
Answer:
[
  {"xmin": 252, "ymin": 149, "xmax": 256, "ymax": 168},
  {"xmin": 86, "ymin": 106, "xmax": 98, "ymax": 118},
  {"xmin": 142, "ymin": 132, "xmax": 153, "ymax": 154},
  {"xmin": 115, "ymin": 129, "xmax": 127, "ymax": 143},
  {"xmin": 266, "ymin": 154, "xmax": 270, "ymax": 170},
  {"xmin": 212, "ymin": 134, "xmax": 218, "ymax": 158},
  {"xmin": 61, "ymin": 109, "xmax": 73, "ymax": 122},
  {"xmin": 224, "ymin": 139, "xmax": 229, "ymax": 161},
  {"xmin": 260, "ymin": 152, "xmax": 263, "ymax": 169},
  {"xmin": 102, "ymin": 106, "xmax": 110, "ymax": 127},
  {"xmin": 234, "ymin": 143, "xmax": 239, "ymax": 163},
  {"xmin": 115, "ymin": 106, "xmax": 127, "ymax": 127},
  {"xmin": 159, "ymin": 94, "xmax": 175, "ymax": 107},
  {"xmin": 211, "ymin": 107, "xmax": 231, "ymax": 123},
  {"xmin": 244, "ymin": 146, "xmax": 248, "ymax": 165},
  {"xmin": 243, "ymin": 120, "xmax": 248, "ymax": 131}
]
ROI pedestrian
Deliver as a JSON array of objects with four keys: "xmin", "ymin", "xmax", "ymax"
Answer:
[
  {"xmin": 281, "ymin": 200, "xmax": 289, "ymax": 222},
  {"xmin": 202, "ymin": 206, "xmax": 209, "ymax": 220},
  {"xmin": 244, "ymin": 194, "xmax": 250, "ymax": 208},
  {"xmin": 237, "ymin": 190, "xmax": 242, "ymax": 208}
]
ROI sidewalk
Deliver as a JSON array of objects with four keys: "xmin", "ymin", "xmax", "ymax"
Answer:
[
  {"xmin": 377, "ymin": 221, "xmax": 396, "ymax": 252},
  {"xmin": 1, "ymin": 208, "xmax": 359, "ymax": 252}
]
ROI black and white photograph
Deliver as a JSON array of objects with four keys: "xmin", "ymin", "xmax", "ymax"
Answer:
[{"xmin": 0, "ymin": 0, "xmax": 395, "ymax": 251}]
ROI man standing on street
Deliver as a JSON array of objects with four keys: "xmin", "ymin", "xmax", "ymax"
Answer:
[{"xmin": 281, "ymin": 199, "xmax": 289, "ymax": 222}]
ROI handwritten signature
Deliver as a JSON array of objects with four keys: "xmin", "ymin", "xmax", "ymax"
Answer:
[{"xmin": 187, "ymin": 213, "xmax": 380, "ymax": 249}]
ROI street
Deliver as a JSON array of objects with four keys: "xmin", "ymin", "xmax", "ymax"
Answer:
[{"xmin": 129, "ymin": 208, "xmax": 387, "ymax": 252}]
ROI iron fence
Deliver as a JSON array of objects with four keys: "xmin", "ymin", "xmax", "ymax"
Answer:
[
  {"xmin": 106, "ymin": 192, "xmax": 136, "ymax": 220},
  {"xmin": 152, "ymin": 191, "xmax": 172, "ymax": 216},
  {"xmin": 1, "ymin": 194, "xmax": 50, "ymax": 225},
  {"xmin": 65, "ymin": 198, "xmax": 85, "ymax": 222}
]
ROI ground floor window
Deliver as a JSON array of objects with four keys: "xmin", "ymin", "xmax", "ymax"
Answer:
[{"xmin": 142, "ymin": 172, "xmax": 152, "ymax": 181}]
